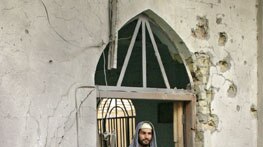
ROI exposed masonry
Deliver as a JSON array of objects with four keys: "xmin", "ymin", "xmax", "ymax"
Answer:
[
  {"xmin": 185, "ymin": 49, "xmax": 239, "ymax": 147},
  {"xmin": 186, "ymin": 52, "xmax": 219, "ymax": 147},
  {"xmin": 191, "ymin": 16, "xmax": 209, "ymax": 40},
  {"xmin": 189, "ymin": 14, "xmax": 239, "ymax": 146}
]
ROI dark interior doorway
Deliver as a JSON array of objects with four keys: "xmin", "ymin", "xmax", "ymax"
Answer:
[{"xmin": 132, "ymin": 99, "xmax": 175, "ymax": 147}]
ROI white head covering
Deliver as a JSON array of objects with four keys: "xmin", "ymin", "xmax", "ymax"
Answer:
[
  {"xmin": 141, "ymin": 122, "xmax": 152, "ymax": 130},
  {"xmin": 129, "ymin": 121, "xmax": 157, "ymax": 147}
]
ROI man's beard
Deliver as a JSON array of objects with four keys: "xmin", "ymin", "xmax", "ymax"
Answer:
[{"xmin": 138, "ymin": 138, "xmax": 151, "ymax": 147}]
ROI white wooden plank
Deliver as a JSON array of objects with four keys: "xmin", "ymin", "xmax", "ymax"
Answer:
[
  {"xmin": 96, "ymin": 85, "xmax": 193, "ymax": 94},
  {"xmin": 142, "ymin": 20, "xmax": 147, "ymax": 88},
  {"xmin": 145, "ymin": 20, "xmax": 171, "ymax": 89},
  {"xmin": 117, "ymin": 19, "xmax": 142, "ymax": 87},
  {"xmin": 97, "ymin": 91, "xmax": 193, "ymax": 101},
  {"xmin": 96, "ymin": 86, "xmax": 194, "ymax": 100}
]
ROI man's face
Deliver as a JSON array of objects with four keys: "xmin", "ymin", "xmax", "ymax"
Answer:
[{"xmin": 138, "ymin": 128, "xmax": 152, "ymax": 146}]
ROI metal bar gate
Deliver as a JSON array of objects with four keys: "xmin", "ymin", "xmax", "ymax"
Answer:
[{"xmin": 97, "ymin": 98, "xmax": 136, "ymax": 147}]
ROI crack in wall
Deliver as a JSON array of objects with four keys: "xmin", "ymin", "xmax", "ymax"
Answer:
[
  {"xmin": 24, "ymin": 85, "xmax": 80, "ymax": 147},
  {"xmin": 74, "ymin": 86, "xmax": 96, "ymax": 147},
  {"xmin": 57, "ymin": 108, "xmax": 76, "ymax": 146},
  {"xmin": 26, "ymin": 103, "xmax": 42, "ymax": 145},
  {"xmin": 76, "ymin": 88, "xmax": 95, "ymax": 114},
  {"xmin": 39, "ymin": 0, "xmax": 77, "ymax": 47},
  {"xmin": 56, "ymin": 40, "xmax": 106, "ymax": 63}
]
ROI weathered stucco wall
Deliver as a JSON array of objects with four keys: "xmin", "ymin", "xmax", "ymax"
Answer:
[
  {"xmin": 0, "ymin": 0, "xmax": 259, "ymax": 147},
  {"xmin": 0, "ymin": 0, "xmax": 108, "ymax": 146}
]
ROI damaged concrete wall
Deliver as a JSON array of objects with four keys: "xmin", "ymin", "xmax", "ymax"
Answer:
[
  {"xmin": 0, "ymin": 0, "xmax": 260, "ymax": 147},
  {"xmin": 117, "ymin": 1, "xmax": 258, "ymax": 147}
]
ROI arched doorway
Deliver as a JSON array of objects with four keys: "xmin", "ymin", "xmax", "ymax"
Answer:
[{"xmin": 95, "ymin": 14, "xmax": 195, "ymax": 147}]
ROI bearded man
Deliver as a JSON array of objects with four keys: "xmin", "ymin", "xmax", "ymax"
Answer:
[{"xmin": 129, "ymin": 121, "xmax": 157, "ymax": 147}]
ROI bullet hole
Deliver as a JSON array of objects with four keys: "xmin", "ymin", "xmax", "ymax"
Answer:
[
  {"xmin": 191, "ymin": 16, "xmax": 209, "ymax": 40},
  {"xmin": 227, "ymin": 83, "xmax": 237, "ymax": 98},
  {"xmin": 230, "ymin": 39, "xmax": 234, "ymax": 43},
  {"xmin": 218, "ymin": 0, "xmax": 221, "ymax": 3},
  {"xmin": 244, "ymin": 60, "xmax": 247, "ymax": 65},
  {"xmin": 218, "ymin": 32, "xmax": 228, "ymax": 46},
  {"xmin": 250, "ymin": 104, "xmax": 257, "ymax": 118},
  {"xmin": 1, "ymin": 27, "xmax": 3, "ymax": 30},
  {"xmin": 25, "ymin": 29, "xmax": 29, "ymax": 34},
  {"xmin": 255, "ymin": 4, "xmax": 258, "ymax": 8},
  {"xmin": 236, "ymin": 105, "xmax": 241, "ymax": 112},
  {"xmin": 216, "ymin": 17, "xmax": 222, "ymax": 24},
  {"xmin": 242, "ymin": 36, "xmax": 244, "ymax": 40},
  {"xmin": 180, "ymin": 20, "xmax": 183, "ymax": 23},
  {"xmin": 49, "ymin": 60, "xmax": 53, "ymax": 63},
  {"xmin": 20, "ymin": 38, "xmax": 23, "ymax": 41},
  {"xmin": 217, "ymin": 60, "xmax": 230, "ymax": 72},
  {"xmin": 250, "ymin": 104, "xmax": 257, "ymax": 112}
]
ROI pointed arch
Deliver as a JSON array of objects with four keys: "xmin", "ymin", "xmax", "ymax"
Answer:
[
  {"xmin": 95, "ymin": 10, "xmax": 196, "ymax": 147},
  {"xmin": 109, "ymin": 9, "xmax": 194, "ymax": 87}
]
